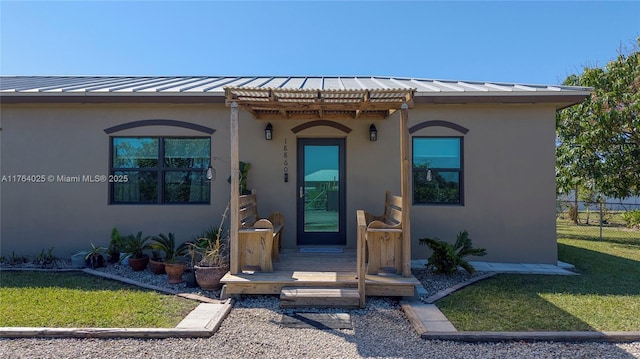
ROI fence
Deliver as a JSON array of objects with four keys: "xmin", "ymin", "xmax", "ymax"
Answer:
[{"xmin": 556, "ymin": 200, "xmax": 640, "ymax": 242}]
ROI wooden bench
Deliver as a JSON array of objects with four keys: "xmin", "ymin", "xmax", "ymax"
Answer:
[
  {"xmin": 238, "ymin": 190, "xmax": 284, "ymax": 272},
  {"xmin": 359, "ymin": 191, "xmax": 403, "ymax": 275}
]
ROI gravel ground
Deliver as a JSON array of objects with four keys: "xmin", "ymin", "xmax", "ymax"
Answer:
[
  {"xmin": 2, "ymin": 262, "xmax": 640, "ymax": 358},
  {"xmin": 412, "ymin": 267, "xmax": 480, "ymax": 298},
  {"xmin": 1, "ymin": 295, "xmax": 639, "ymax": 359}
]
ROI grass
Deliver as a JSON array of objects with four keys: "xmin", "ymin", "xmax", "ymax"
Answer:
[
  {"xmin": 436, "ymin": 220, "xmax": 640, "ymax": 331},
  {"xmin": 0, "ymin": 272, "xmax": 198, "ymax": 328}
]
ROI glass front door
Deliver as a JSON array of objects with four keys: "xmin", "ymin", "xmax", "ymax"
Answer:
[{"xmin": 296, "ymin": 138, "xmax": 346, "ymax": 245}]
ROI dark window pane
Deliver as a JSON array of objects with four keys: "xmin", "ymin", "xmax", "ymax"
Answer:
[
  {"xmin": 164, "ymin": 171, "xmax": 210, "ymax": 203},
  {"xmin": 112, "ymin": 171, "xmax": 158, "ymax": 203},
  {"xmin": 164, "ymin": 138, "xmax": 210, "ymax": 169},
  {"xmin": 414, "ymin": 170, "xmax": 460, "ymax": 204},
  {"xmin": 113, "ymin": 138, "xmax": 158, "ymax": 168},
  {"xmin": 413, "ymin": 138, "xmax": 460, "ymax": 169}
]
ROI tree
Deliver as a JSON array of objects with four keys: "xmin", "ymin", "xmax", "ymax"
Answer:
[{"xmin": 556, "ymin": 38, "xmax": 640, "ymax": 201}]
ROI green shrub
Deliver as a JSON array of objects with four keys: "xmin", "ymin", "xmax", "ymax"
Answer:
[
  {"xmin": 621, "ymin": 209, "xmax": 640, "ymax": 229},
  {"xmin": 418, "ymin": 230, "xmax": 487, "ymax": 274}
]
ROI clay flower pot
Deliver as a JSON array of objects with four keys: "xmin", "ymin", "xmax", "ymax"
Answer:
[
  {"xmin": 194, "ymin": 265, "xmax": 227, "ymax": 290},
  {"xmin": 164, "ymin": 262, "xmax": 185, "ymax": 284},
  {"xmin": 128, "ymin": 255, "xmax": 149, "ymax": 271},
  {"xmin": 149, "ymin": 258, "xmax": 166, "ymax": 274}
]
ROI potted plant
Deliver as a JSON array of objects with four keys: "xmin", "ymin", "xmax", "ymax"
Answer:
[
  {"xmin": 150, "ymin": 232, "xmax": 188, "ymax": 283},
  {"xmin": 122, "ymin": 231, "xmax": 151, "ymax": 271},
  {"xmin": 190, "ymin": 205, "xmax": 230, "ymax": 290},
  {"xmin": 84, "ymin": 242, "xmax": 106, "ymax": 269},
  {"xmin": 190, "ymin": 236, "xmax": 228, "ymax": 290},
  {"xmin": 148, "ymin": 250, "xmax": 165, "ymax": 274},
  {"xmin": 108, "ymin": 227, "xmax": 125, "ymax": 264}
]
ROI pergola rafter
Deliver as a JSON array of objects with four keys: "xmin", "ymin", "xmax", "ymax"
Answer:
[{"xmin": 225, "ymin": 87, "xmax": 415, "ymax": 120}]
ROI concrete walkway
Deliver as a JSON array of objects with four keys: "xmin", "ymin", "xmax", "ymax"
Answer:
[
  {"xmin": 468, "ymin": 260, "xmax": 577, "ymax": 275},
  {"xmin": 411, "ymin": 259, "xmax": 577, "ymax": 275}
]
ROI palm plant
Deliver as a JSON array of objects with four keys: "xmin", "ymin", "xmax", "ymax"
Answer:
[
  {"xmin": 122, "ymin": 231, "xmax": 151, "ymax": 259},
  {"xmin": 418, "ymin": 230, "xmax": 487, "ymax": 274},
  {"xmin": 150, "ymin": 233, "xmax": 187, "ymax": 263}
]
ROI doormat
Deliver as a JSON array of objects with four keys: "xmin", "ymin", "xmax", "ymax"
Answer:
[
  {"xmin": 280, "ymin": 312, "xmax": 352, "ymax": 329},
  {"xmin": 299, "ymin": 248, "xmax": 344, "ymax": 253}
]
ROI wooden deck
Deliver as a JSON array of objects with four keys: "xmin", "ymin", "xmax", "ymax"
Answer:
[{"xmin": 221, "ymin": 249, "xmax": 420, "ymax": 298}]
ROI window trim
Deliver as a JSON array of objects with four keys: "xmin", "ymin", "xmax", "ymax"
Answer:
[
  {"xmin": 109, "ymin": 136, "xmax": 211, "ymax": 205},
  {"xmin": 412, "ymin": 136, "xmax": 464, "ymax": 206}
]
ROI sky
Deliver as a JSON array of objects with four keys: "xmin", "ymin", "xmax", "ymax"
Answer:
[{"xmin": 1, "ymin": 1, "xmax": 638, "ymax": 85}]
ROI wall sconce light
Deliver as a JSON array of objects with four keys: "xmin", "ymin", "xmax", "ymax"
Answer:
[
  {"xmin": 369, "ymin": 124, "xmax": 377, "ymax": 142},
  {"xmin": 426, "ymin": 169, "xmax": 432, "ymax": 182},
  {"xmin": 264, "ymin": 123, "xmax": 273, "ymax": 140},
  {"xmin": 206, "ymin": 166, "xmax": 215, "ymax": 180}
]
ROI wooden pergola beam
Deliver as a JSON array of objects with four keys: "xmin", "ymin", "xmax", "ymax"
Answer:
[{"xmin": 226, "ymin": 100, "xmax": 412, "ymax": 111}]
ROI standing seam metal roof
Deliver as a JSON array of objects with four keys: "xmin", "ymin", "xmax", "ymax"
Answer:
[{"xmin": 0, "ymin": 76, "xmax": 591, "ymax": 95}]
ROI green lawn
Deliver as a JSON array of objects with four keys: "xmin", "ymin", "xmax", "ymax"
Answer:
[
  {"xmin": 436, "ymin": 221, "xmax": 640, "ymax": 331},
  {"xmin": 0, "ymin": 272, "xmax": 198, "ymax": 328}
]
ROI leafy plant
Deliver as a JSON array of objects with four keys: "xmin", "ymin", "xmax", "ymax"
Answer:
[
  {"xmin": 418, "ymin": 230, "xmax": 487, "ymax": 274},
  {"xmin": 621, "ymin": 209, "xmax": 640, "ymax": 229},
  {"xmin": 84, "ymin": 242, "xmax": 106, "ymax": 269},
  {"xmin": 150, "ymin": 250, "xmax": 162, "ymax": 261},
  {"xmin": 7, "ymin": 251, "xmax": 29, "ymax": 265},
  {"xmin": 149, "ymin": 233, "xmax": 187, "ymax": 263},
  {"xmin": 188, "ymin": 205, "xmax": 230, "ymax": 268},
  {"xmin": 32, "ymin": 247, "xmax": 58, "ymax": 268},
  {"xmin": 227, "ymin": 161, "xmax": 251, "ymax": 195},
  {"xmin": 122, "ymin": 231, "xmax": 151, "ymax": 259},
  {"xmin": 108, "ymin": 227, "xmax": 125, "ymax": 263}
]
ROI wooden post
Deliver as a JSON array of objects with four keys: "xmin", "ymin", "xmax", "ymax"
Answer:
[
  {"xmin": 356, "ymin": 210, "xmax": 367, "ymax": 308},
  {"xmin": 230, "ymin": 102, "xmax": 240, "ymax": 274},
  {"xmin": 399, "ymin": 103, "xmax": 411, "ymax": 277}
]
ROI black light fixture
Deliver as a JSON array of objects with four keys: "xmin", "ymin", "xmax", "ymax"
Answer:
[
  {"xmin": 264, "ymin": 123, "xmax": 273, "ymax": 140},
  {"xmin": 369, "ymin": 124, "xmax": 377, "ymax": 142}
]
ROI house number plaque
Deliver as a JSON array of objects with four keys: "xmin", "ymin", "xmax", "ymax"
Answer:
[{"xmin": 283, "ymin": 138, "xmax": 289, "ymax": 182}]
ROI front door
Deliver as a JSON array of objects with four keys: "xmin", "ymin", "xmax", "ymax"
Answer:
[{"xmin": 297, "ymin": 138, "xmax": 346, "ymax": 245}]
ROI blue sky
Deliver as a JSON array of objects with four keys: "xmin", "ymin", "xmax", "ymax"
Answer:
[{"xmin": 1, "ymin": 1, "xmax": 638, "ymax": 85}]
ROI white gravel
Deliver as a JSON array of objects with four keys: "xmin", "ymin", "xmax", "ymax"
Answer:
[
  {"xmin": 1, "ymin": 296, "xmax": 639, "ymax": 359},
  {"xmin": 2, "ymin": 262, "xmax": 640, "ymax": 358}
]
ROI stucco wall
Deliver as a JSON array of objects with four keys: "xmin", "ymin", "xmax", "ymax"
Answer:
[
  {"xmin": 0, "ymin": 101, "xmax": 558, "ymax": 264},
  {"xmin": 408, "ymin": 104, "xmax": 558, "ymax": 264},
  {"xmin": 0, "ymin": 103, "xmax": 231, "ymax": 257}
]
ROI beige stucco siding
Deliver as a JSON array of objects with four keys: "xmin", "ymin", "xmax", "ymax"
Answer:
[
  {"xmin": 408, "ymin": 104, "xmax": 558, "ymax": 263},
  {"xmin": 1, "ymin": 101, "xmax": 558, "ymax": 264},
  {"xmin": 0, "ymin": 103, "xmax": 231, "ymax": 256}
]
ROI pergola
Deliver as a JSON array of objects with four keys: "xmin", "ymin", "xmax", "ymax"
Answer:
[{"xmin": 225, "ymin": 86, "xmax": 416, "ymax": 278}]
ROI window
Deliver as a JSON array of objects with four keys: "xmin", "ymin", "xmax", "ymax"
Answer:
[
  {"xmin": 413, "ymin": 137, "xmax": 463, "ymax": 204},
  {"xmin": 111, "ymin": 137, "xmax": 211, "ymax": 204}
]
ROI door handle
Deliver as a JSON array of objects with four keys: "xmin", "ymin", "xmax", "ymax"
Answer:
[{"xmin": 299, "ymin": 186, "xmax": 304, "ymax": 199}]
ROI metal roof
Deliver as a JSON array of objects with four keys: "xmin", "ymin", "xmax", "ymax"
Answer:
[
  {"xmin": 0, "ymin": 76, "xmax": 591, "ymax": 109},
  {"xmin": 0, "ymin": 76, "xmax": 590, "ymax": 94}
]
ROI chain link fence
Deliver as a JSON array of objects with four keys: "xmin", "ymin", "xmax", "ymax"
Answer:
[{"xmin": 557, "ymin": 200, "xmax": 640, "ymax": 241}]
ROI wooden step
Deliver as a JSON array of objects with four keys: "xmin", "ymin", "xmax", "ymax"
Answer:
[{"xmin": 279, "ymin": 287, "xmax": 360, "ymax": 308}]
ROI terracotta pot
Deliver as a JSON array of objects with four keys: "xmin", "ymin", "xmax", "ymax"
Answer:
[
  {"xmin": 194, "ymin": 265, "xmax": 227, "ymax": 290},
  {"xmin": 149, "ymin": 259, "xmax": 166, "ymax": 274},
  {"xmin": 128, "ymin": 255, "xmax": 149, "ymax": 271},
  {"xmin": 164, "ymin": 262, "xmax": 185, "ymax": 284}
]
